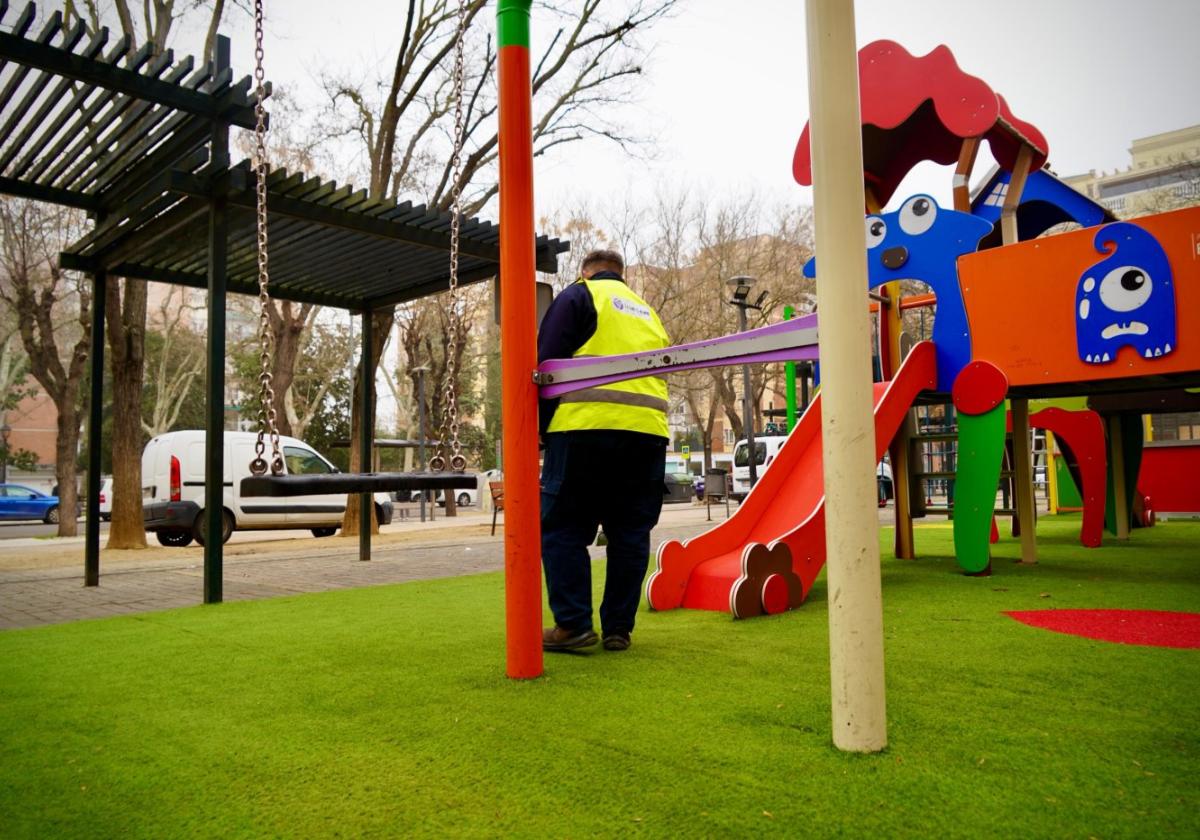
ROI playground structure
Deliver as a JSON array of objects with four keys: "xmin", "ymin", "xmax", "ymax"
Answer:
[
  {"xmin": 535, "ymin": 38, "xmax": 1200, "ymax": 621},
  {"xmin": 2, "ymin": 0, "xmax": 1192, "ymax": 735}
]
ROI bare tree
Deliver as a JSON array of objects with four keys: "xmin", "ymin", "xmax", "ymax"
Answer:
[
  {"xmin": 0, "ymin": 200, "xmax": 91, "ymax": 536},
  {"xmin": 628, "ymin": 189, "xmax": 815, "ymax": 463},
  {"xmin": 538, "ymin": 204, "xmax": 612, "ymax": 292},
  {"xmin": 315, "ymin": 0, "xmax": 679, "ymax": 534},
  {"xmin": 62, "ymin": 1, "xmax": 240, "ymax": 548},
  {"xmin": 0, "ymin": 314, "xmax": 35, "ymax": 415},
  {"xmin": 284, "ymin": 319, "xmax": 356, "ymax": 440},
  {"xmin": 142, "ymin": 285, "xmax": 206, "ymax": 437}
]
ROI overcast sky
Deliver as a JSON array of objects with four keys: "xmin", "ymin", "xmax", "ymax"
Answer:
[{"xmin": 200, "ymin": 0, "xmax": 1199, "ymax": 216}]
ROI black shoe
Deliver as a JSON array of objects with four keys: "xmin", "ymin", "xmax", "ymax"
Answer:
[
  {"xmin": 543, "ymin": 625, "xmax": 599, "ymax": 652},
  {"xmin": 602, "ymin": 632, "xmax": 631, "ymax": 651}
]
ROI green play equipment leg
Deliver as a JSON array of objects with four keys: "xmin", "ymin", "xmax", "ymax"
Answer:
[{"xmin": 953, "ymin": 403, "xmax": 1007, "ymax": 574}]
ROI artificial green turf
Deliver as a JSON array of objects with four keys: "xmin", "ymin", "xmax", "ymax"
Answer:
[{"xmin": 1, "ymin": 517, "xmax": 1198, "ymax": 838}]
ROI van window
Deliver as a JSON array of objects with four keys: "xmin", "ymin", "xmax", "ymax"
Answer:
[
  {"xmin": 734, "ymin": 442, "xmax": 767, "ymax": 467},
  {"xmin": 284, "ymin": 446, "xmax": 333, "ymax": 475}
]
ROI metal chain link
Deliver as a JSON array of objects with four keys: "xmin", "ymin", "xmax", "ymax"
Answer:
[
  {"xmin": 248, "ymin": 0, "xmax": 283, "ymax": 477},
  {"xmin": 430, "ymin": 0, "xmax": 468, "ymax": 474}
]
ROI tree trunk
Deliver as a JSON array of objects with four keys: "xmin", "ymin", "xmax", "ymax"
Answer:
[
  {"xmin": 54, "ymin": 402, "xmax": 80, "ymax": 537},
  {"xmin": 269, "ymin": 300, "xmax": 315, "ymax": 438},
  {"xmin": 105, "ymin": 278, "xmax": 148, "ymax": 549}
]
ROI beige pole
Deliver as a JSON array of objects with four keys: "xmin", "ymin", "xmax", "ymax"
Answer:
[
  {"xmin": 1001, "ymin": 146, "xmax": 1038, "ymax": 565},
  {"xmin": 805, "ymin": 0, "xmax": 887, "ymax": 752}
]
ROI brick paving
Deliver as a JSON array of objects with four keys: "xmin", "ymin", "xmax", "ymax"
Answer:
[{"xmin": 1, "ymin": 503, "xmax": 777, "ymax": 630}]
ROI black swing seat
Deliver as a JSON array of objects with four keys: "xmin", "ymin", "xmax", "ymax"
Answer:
[{"xmin": 240, "ymin": 472, "xmax": 478, "ymax": 497}]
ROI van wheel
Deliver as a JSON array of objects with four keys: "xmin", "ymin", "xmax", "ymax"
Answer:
[
  {"xmin": 192, "ymin": 509, "xmax": 234, "ymax": 546},
  {"xmin": 456, "ymin": 492, "xmax": 471, "ymax": 507},
  {"xmin": 311, "ymin": 527, "xmax": 337, "ymax": 538},
  {"xmin": 156, "ymin": 529, "xmax": 194, "ymax": 548}
]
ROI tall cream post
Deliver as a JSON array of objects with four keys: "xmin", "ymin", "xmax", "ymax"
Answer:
[{"xmin": 805, "ymin": 0, "xmax": 887, "ymax": 752}]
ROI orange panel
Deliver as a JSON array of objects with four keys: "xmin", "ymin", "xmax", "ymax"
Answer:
[{"xmin": 959, "ymin": 207, "xmax": 1200, "ymax": 388}]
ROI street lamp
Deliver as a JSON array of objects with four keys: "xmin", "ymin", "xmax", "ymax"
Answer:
[
  {"xmin": 726, "ymin": 276, "xmax": 766, "ymax": 488},
  {"xmin": 0, "ymin": 423, "xmax": 11, "ymax": 484}
]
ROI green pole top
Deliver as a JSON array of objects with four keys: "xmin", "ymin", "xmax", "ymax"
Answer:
[{"xmin": 497, "ymin": 0, "xmax": 531, "ymax": 48}]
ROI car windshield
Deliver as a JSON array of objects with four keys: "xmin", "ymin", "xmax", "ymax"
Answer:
[
  {"xmin": 284, "ymin": 446, "xmax": 333, "ymax": 475},
  {"xmin": 734, "ymin": 442, "xmax": 766, "ymax": 467},
  {"xmin": 2, "ymin": 486, "xmax": 37, "ymax": 499}
]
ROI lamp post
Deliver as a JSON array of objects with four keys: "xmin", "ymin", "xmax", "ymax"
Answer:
[
  {"xmin": 0, "ymin": 423, "xmax": 10, "ymax": 484},
  {"xmin": 727, "ymin": 276, "xmax": 766, "ymax": 488}
]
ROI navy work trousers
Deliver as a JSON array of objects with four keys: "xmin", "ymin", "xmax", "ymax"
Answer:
[{"xmin": 541, "ymin": 430, "xmax": 667, "ymax": 636}]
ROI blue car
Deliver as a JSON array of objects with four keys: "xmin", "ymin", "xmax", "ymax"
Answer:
[{"xmin": 0, "ymin": 483, "xmax": 62, "ymax": 523}]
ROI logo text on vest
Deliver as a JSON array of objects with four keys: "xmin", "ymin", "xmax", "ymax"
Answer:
[{"xmin": 611, "ymin": 296, "xmax": 651, "ymax": 320}]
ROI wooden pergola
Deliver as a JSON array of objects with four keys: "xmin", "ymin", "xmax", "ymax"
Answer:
[{"xmin": 0, "ymin": 3, "xmax": 567, "ymax": 600}]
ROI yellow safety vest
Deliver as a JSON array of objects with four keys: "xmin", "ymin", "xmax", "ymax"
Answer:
[{"xmin": 547, "ymin": 278, "xmax": 670, "ymax": 439}]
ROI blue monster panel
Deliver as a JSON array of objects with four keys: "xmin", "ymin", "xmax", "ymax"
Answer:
[
  {"xmin": 804, "ymin": 195, "xmax": 993, "ymax": 391},
  {"xmin": 1075, "ymin": 222, "xmax": 1175, "ymax": 365}
]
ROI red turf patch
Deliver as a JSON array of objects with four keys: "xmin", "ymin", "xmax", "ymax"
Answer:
[{"xmin": 1004, "ymin": 610, "xmax": 1200, "ymax": 649}]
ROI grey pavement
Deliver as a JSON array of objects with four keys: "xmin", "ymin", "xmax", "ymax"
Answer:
[{"xmin": 0, "ymin": 501, "xmax": 898, "ymax": 631}]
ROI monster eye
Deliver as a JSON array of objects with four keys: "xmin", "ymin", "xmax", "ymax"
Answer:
[
  {"xmin": 865, "ymin": 216, "xmax": 887, "ymax": 249},
  {"xmin": 898, "ymin": 195, "xmax": 937, "ymax": 235},
  {"xmin": 1098, "ymin": 265, "xmax": 1152, "ymax": 312}
]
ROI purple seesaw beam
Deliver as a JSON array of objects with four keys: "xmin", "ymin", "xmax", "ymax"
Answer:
[{"xmin": 536, "ymin": 313, "xmax": 820, "ymax": 398}]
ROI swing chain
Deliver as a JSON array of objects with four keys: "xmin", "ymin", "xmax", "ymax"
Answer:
[
  {"xmin": 431, "ymin": 0, "xmax": 468, "ymax": 474},
  {"xmin": 249, "ymin": 0, "xmax": 283, "ymax": 477}
]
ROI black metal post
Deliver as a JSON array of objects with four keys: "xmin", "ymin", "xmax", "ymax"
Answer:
[
  {"xmin": 85, "ymin": 268, "xmax": 106, "ymax": 587},
  {"xmin": 738, "ymin": 304, "xmax": 758, "ymax": 487},
  {"xmin": 359, "ymin": 308, "xmax": 373, "ymax": 561},
  {"xmin": 417, "ymin": 367, "xmax": 427, "ymax": 523},
  {"xmin": 203, "ymin": 36, "xmax": 231, "ymax": 604}
]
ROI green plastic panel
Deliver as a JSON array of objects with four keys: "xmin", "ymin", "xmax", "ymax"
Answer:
[{"xmin": 1056, "ymin": 458, "xmax": 1083, "ymax": 508}]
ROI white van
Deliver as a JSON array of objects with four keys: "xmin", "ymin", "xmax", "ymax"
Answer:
[
  {"xmin": 731, "ymin": 433, "xmax": 895, "ymax": 504},
  {"xmin": 731, "ymin": 435, "xmax": 789, "ymax": 501},
  {"xmin": 142, "ymin": 431, "xmax": 394, "ymax": 547}
]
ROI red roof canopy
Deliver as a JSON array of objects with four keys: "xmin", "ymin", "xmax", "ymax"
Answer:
[{"xmin": 793, "ymin": 40, "xmax": 1049, "ymax": 206}]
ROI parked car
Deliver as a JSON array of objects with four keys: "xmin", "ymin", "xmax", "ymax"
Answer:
[
  {"xmin": 434, "ymin": 469, "xmax": 504, "ymax": 507},
  {"xmin": 98, "ymin": 477, "xmax": 113, "ymax": 521},
  {"xmin": 0, "ymin": 483, "xmax": 62, "ymax": 523},
  {"xmin": 436, "ymin": 487, "xmax": 478, "ymax": 507},
  {"xmin": 142, "ymin": 431, "xmax": 394, "ymax": 547}
]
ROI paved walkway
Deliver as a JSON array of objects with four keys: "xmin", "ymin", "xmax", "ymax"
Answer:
[{"xmin": 2, "ymin": 502, "xmax": 794, "ymax": 630}]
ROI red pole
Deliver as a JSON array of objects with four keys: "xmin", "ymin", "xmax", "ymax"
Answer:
[{"xmin": 497, "ymin": 0, "xmax": 542, "ymax": 679}]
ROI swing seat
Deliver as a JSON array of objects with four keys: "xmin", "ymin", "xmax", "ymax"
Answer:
[{"xmin": 240, "ymin": 472, "xmax": 478, "ymax": 497}]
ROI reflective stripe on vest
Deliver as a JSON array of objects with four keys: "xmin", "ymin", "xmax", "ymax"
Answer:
[{"xmin": 547, "ymin": 278, "xmax": 670, "ymax": 438}]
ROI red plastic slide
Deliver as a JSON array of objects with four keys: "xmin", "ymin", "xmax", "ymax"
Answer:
[{"xmin": 646, "ymin": 341, "xmax": 937, "ymax": 618}]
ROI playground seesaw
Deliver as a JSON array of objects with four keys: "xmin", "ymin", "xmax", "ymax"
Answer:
[{"xmin": 535, "ymin": 313, "xmax": 819, "ymax": 398}]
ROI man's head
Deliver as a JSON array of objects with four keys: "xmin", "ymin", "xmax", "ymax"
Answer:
[{"xmin": 580, "ymin": 249, "xmax": 624, "ymax": 279}]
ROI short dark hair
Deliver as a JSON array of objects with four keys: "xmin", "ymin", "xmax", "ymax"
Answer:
[{"xmin": 580, "ymin": 249, "xmax": 624, "ymax": 276}]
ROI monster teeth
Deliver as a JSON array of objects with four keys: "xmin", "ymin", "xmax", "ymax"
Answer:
[
  {"xmin": 1102, "ymin": 353, "xmax": 1110, "ymax": 362},
  {"xmin": 1086, "ymin": 354, "xmax": 1093, "ymax": 363},
  {"xmin": 1165, "ymin": 343, "xmax": 1172, "ymax": 353},
  {"xmin": 1145, "ymin": 349, "xmax": 1154, "ymax": 358},
  {"xmin": 1154, "ymin": 347, "xmax": 1162, "ymax": 357}
]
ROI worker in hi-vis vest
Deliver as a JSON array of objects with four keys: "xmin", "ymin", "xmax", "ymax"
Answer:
[{"xmin": 537, "ymin": 249, "xmax": 670, "ymax": 653}]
